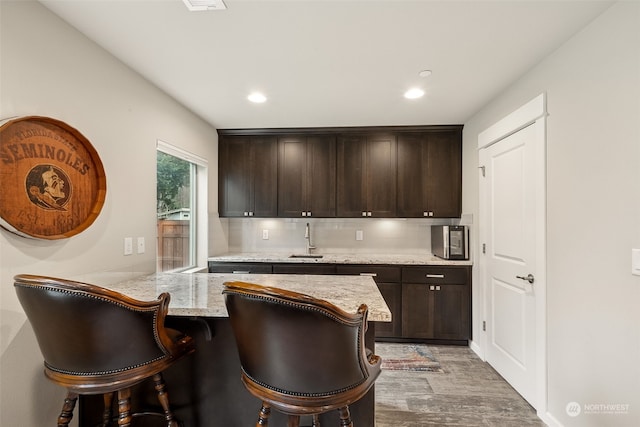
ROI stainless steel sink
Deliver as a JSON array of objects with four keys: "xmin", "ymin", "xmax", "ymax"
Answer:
[{"xmin": 289, "ymin": 254, "xmax": 323, "ymax": 259}]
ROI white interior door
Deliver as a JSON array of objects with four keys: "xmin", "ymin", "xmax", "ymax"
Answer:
[{"xmin": 478, "ymin": 94, "xmax": 546, "ymax": 411}]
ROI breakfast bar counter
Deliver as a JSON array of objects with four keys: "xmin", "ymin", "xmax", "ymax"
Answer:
[
  {"xmin": 104, "ymin": 272, "xmax": 392, "ymax": 321},
  {"xmin": 81, "ymin": 272, "xmax": 390, "ymax": 427}
]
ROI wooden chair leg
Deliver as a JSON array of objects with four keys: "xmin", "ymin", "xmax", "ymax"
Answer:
[
  {"xmin": 311, "ymin": 414, "xmax": 321, "ymax": 426},
  {"xmin": 287, "ymin": 415, "xmax": 300, "ymax": 427},
  {"xmin": 117, "ymin": 388, "xmax": 132, "ymax": 427},
  {"xmin": 256, "ymin": 402, "xmax": 271, "ymax": 426},
  {"xmin": 152, "ymin": 372, "xmax": 180, "ymax": 427},
  {"xmin": 57, "ymin": 391, "xmax": 77, "ymax": 427},
  {"xmin": 338, "ymin": 406, "xmax": 353, "ymax": 427},
  {"xmin": 102, "ymin": 392, "xmax": 114, "ymax": 427}
]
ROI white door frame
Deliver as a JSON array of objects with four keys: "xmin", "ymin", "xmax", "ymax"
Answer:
[{"xmin": 477, "ymin": 93, "xmax": 548, "ymax": 419}]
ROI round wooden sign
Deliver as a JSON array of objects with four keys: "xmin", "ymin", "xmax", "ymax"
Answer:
[{"xmin": 0, "ymin": 116, "xmax": 106, "ymax": 239}]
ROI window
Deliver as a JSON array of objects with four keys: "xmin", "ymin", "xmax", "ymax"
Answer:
[{"xmin": 156, "ymin": 141, "xmax": 208, "ymax": 272}]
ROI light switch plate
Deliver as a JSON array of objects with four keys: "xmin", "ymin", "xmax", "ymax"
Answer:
[
  {"xmin": 632, "ymin": 248, "xmax": 640, "ymax": 276},
  {"xmin": 124, "ymin": 237, "xmax": 133, "ymax": 255},
  {"xmin": 356, "ymin": 230, "xmax": 363, "ymax": 241},
  {"xmin": 137, "ymin": 237, "xmax": 145, "ymax": 254}
]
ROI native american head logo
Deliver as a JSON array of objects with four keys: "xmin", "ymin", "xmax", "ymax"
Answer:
[{"xmin": 25, "ymin": 165, "xmax": 71, "ymax": 211}]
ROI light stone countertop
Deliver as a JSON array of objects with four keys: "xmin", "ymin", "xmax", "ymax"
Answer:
[
  {"xmin": 208, "ymin": 252, "xmax": 472, "ymax": 266},
  {"xmin": 103, "ymin": 272, "xmax": 392, "ymax": 322}
]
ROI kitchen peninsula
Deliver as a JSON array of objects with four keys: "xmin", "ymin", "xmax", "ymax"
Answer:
[{"xmin": 80, "ymin": 272, "xmax": 390, "ymax": 426}]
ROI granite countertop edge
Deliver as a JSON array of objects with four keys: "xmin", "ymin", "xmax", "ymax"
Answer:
[{"xmin": 208, "ymin": 252, "xmax": 472, "ymax": 266}]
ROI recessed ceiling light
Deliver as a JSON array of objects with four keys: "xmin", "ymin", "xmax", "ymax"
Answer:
[
  {"xmin": 418, "ymin": 70, "xmax": 432, "ymax": 78},
  {"xmin": 404, "ymin": 88, "xmax": 425, "ymax": 99},
  {"xmin": 182, "ymin": 0, "xmax": 226, "ymax": 12},
  {"xmin": 248, "ymin": 92, "xmax": 267, "ymax": 103}
]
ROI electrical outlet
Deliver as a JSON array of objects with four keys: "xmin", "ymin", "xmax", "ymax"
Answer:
[
  {"xmin": 632, "ymin": 248, "xmax": 640, "ymax": 276},
  {"xmin": 356, "ymin": 230, "xmax": 363, "ymax": 241},
  {"xmin": 124, "ymin": 237, "xmax": 133, "ymax": 255},
  {"xmin": 262, "ymin": 229, "xmax": 269, "ymax": 240},
  {"xmin": 137, "ymin": 237, "xmax": 145, "ymax": 254}
]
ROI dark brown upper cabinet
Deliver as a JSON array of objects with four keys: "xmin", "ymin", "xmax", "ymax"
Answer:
[
  {"xmin": 397, "ymin": 127, "xmax": 462, "ymax": 218},
  {"xmin": 218, "ymin": 125, "xmax": 462, "ymax": 219},
  {"xmin": 218, "ymin": 135, "xmax": 278, "ymax": 217},
  {"xmin": 277, "ymin": 135, "xmax": 336, "ymax": 217},
  {"xmin": 337, "ymin": 133, "xmax": 397, "ymax": 217}
]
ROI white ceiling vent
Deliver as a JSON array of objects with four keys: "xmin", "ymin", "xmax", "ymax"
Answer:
[{"xmin": 182, "ymin": 0, "xmax": 227, "ymax": 12}]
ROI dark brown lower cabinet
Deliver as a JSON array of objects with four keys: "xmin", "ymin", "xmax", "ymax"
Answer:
[
  {"xmin": 401, "ymin": 266, "xmax": 471, "ymax": 344},
  {"xmin": 207, "ymin": 261, "xmax": 470, "ymax": 343}
]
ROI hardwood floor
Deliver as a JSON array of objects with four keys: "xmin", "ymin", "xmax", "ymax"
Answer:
[{"xmin": 375, "ymin": 345, "xmax": 546, "ymax": 426}]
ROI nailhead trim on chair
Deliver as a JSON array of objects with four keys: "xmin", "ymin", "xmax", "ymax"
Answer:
[
  {"xmin": 15, "ymin": 282, "xmax": 172, "ymax": 374},
  {"xmin": 229, "ymin": 290, "xmax": 372, "ymax": 396},
  {"xmin": 44, "ymin": 356, "xmax": 169, "ymax": 376},
  {"xmin": 242, "ymin": 367, "xmax": 367, "ymax": 398}
]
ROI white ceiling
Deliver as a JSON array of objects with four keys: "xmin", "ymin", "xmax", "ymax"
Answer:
[{"xmin": 40, "ymin": 0, "xmax": 614, "ymax": 130}]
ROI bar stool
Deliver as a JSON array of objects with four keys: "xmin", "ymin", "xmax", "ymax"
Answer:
[
  {"xmin": 223, "ymin": 280, "xmax": 381, "ymax": 427},
  {"xmin": 14, "ymin": 274, "xmax": 195, "ymax": 427}
]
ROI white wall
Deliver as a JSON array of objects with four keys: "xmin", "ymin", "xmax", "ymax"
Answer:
[
  {"xmin": 0, "ymin": 2, "xmax": 218, "ymax": 425},
  {"xmin": 463, "ymin": 2, "xmax": 639, "ymax": 426}
]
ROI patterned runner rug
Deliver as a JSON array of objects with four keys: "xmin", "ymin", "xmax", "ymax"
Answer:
[{"xmin": 375, "ymin": 342, "xmax": 443, "ymax": 372}]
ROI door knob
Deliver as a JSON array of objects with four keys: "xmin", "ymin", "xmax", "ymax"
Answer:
[{"xmin": 516, "ymin": 274, "xmax": 535, "ymax": 284}]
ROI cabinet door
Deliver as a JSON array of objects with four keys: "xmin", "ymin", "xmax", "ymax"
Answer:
[
  {"xmin": 366, "ymin": 134, "xmax": 397, "ymax": 217},
  {"xmin": 401, "ymin": 282, "xmax": 433, "ymax": 338},
  {"xmin": 396, "ymin": 133, "xmax": 426, "ymax": 217},
  {"xmin": 337, "ymin": 135, "xmax": 367, "ymax": 217},
  {"xmin": 337, "ymin": 134, "xmax": 396, "ymax": 217},
  {"xmin": 250, "ymin": 136, "xmax": 278, "ymax": 217},
  {"xmin": 219, "ymin": 136, "xmax": 251, "ymax": 217},
  {"xmin": 432, "ymin": 284, "xmax": 470, "ymax": 340},
  {"xmin": 278, "ymin": 136, "xmax": 307, "ymax": 217},
  {"xmin": 425, "ymin": 131, "xmax": 462, "ymax": 218},
  {"xmin": 375, "ymin": 282, "xmax": 402, "ymax": 338},
  {"xmin": 306, "ymin": 135, "xmax": 336, "ymax": 217}
]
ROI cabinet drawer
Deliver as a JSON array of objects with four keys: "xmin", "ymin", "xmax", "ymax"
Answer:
[
  {"xmin": 402, "ymin": 266, "xmax": 468, "ymax": 284},
  {"xmin": 272, "ymin": 264, "xmax": 336, "ymax": 275},
  {"xmin": 335, "ymin": 265, "xmax": 401, "ymax": 283},
  {"xmin": 208, "ymin": 262, "xmax": 273, "ymax": 274}
]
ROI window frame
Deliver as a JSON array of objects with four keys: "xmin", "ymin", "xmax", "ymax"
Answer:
[{"xmin": 156, "ymin": 140, "xmax": 208, "ymax": 272}]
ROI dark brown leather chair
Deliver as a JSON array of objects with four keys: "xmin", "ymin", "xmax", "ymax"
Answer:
[
  {"xmin": 14, "ymin": 274, "xmax": 195, "ymax": 427},
  {"xmin": 223, "ymin": 281, "xmax": 381, "ymax": 427}
]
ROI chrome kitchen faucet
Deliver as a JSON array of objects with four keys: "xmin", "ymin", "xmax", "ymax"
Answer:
[{"xmin": 305, "ymin": 222, "xmax": 316, "ymax": 255}]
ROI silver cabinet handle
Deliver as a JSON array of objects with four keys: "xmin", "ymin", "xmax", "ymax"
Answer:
[
  {"xmin": 426, "ymin": 274, "xmax": 445, "ymax": 279},
  {"xmin": 232, "ymin": 271, "xmax": 250, "ymax": 274},
  {"xmin": 359, "ymin": 273, "xmax": 377, "ymax": 277},
  {"xmin": 516, "ymin": 274, "xmax": 535, "ymax": 284}
]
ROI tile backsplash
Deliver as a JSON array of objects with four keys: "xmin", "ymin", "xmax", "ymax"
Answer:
[{"xmin": 216, "ymin": 217, "xmax": 464, "ymax": 255}]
